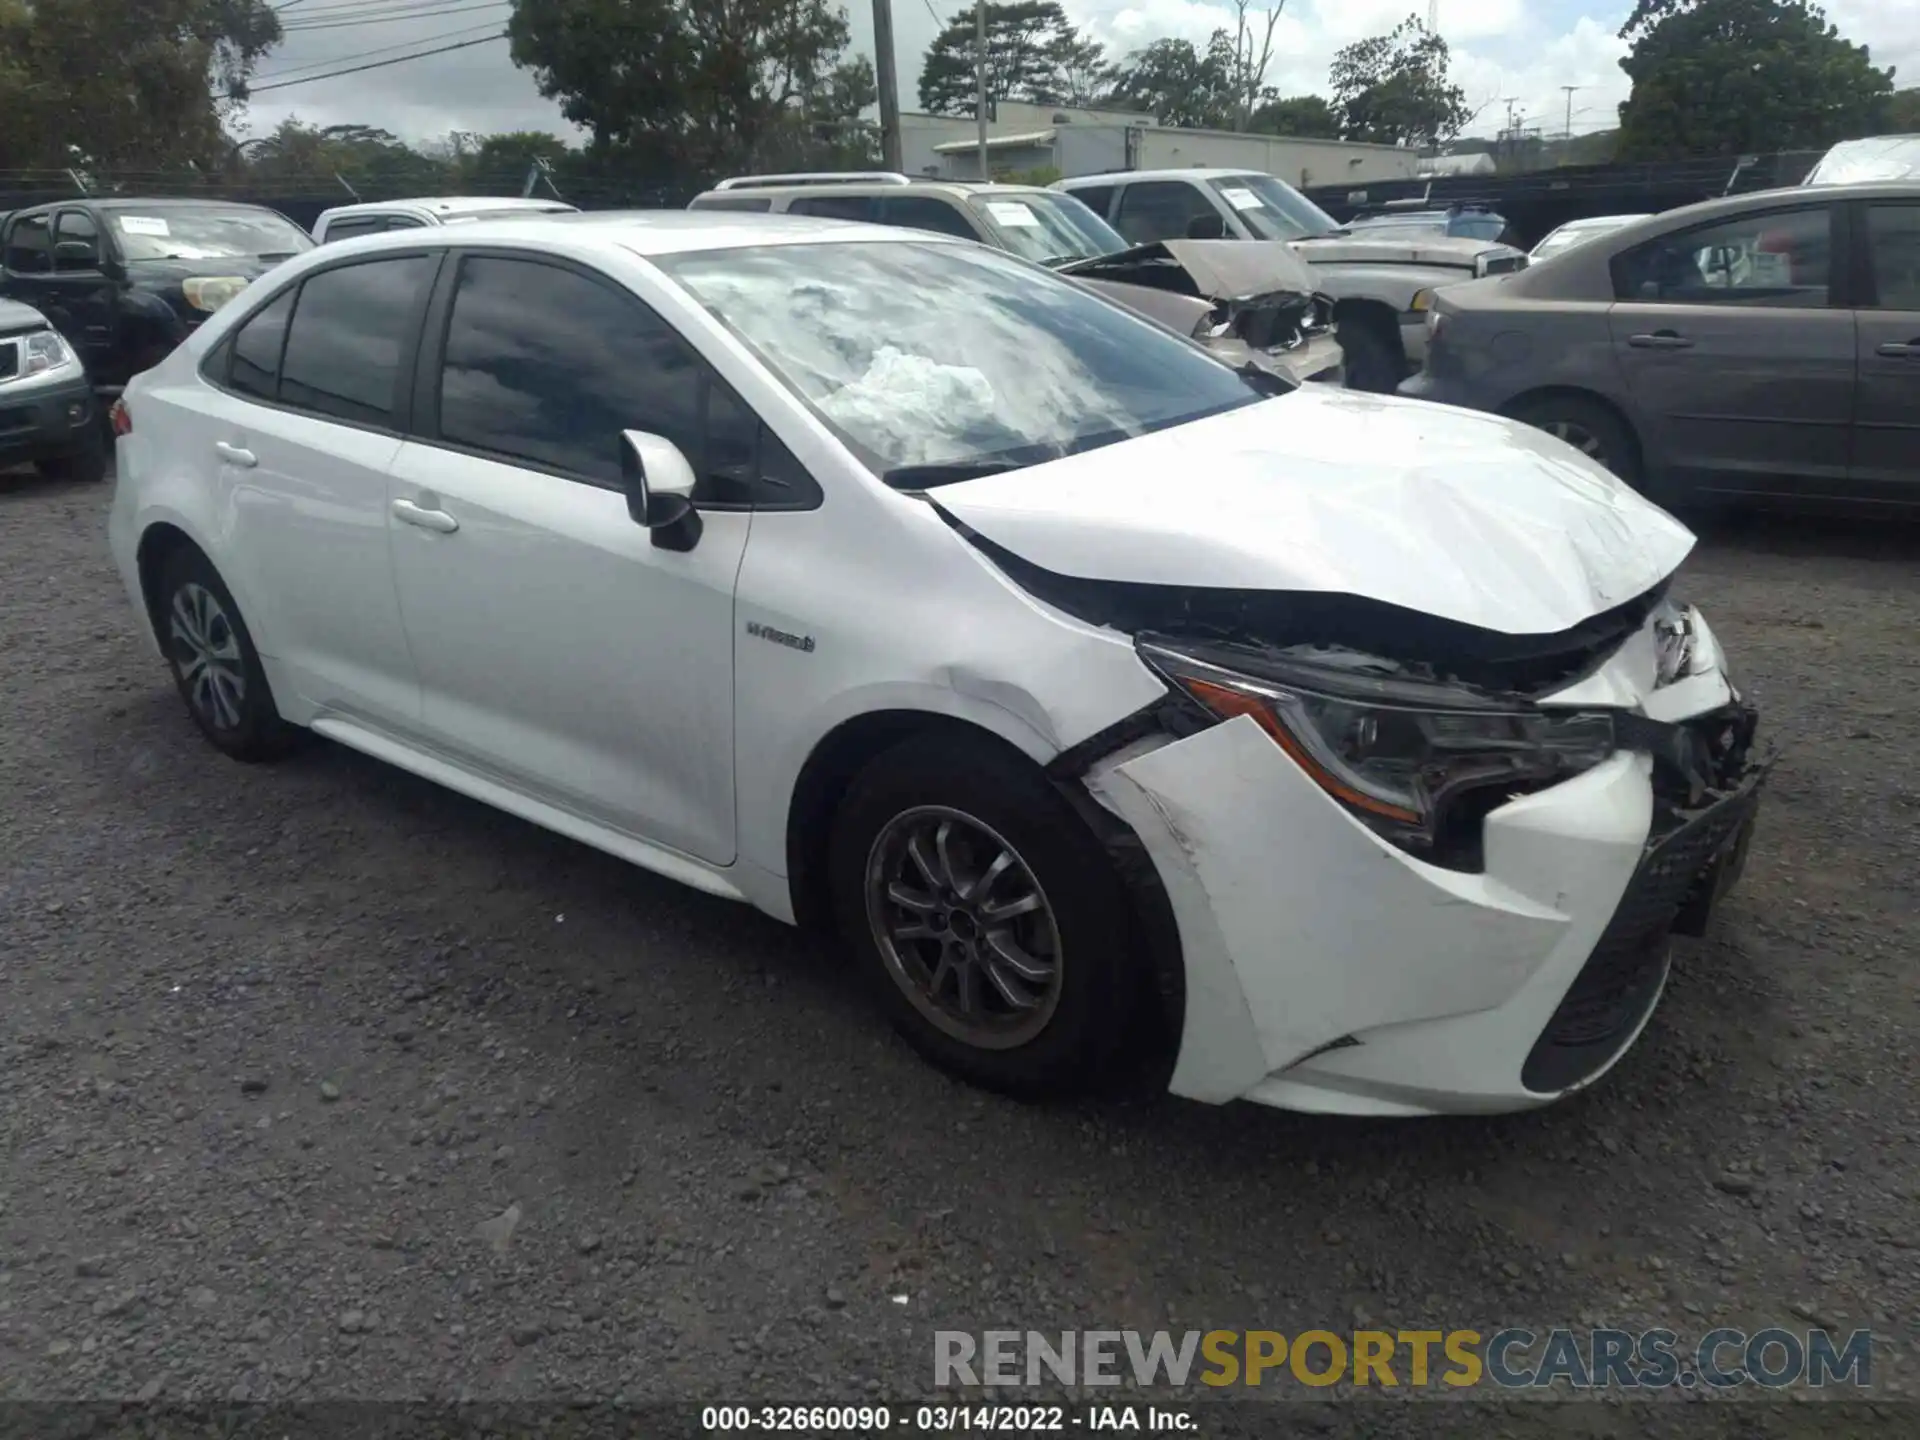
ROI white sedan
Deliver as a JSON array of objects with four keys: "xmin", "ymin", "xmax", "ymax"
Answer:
[{"xmin": 107, "ymin": 212, "xmax": 1765, "ymax": 1117}]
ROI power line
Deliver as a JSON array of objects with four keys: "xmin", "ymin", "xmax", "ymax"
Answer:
[
  {"xmin": 282, "ymin": 0, "xmax": 507, "ymax": 31},
  {"xmin": 252, "ymin": 19, "xmax": 505, "ymax": 80},
  {"xmin": 245, "ymin": 31, "xmax": 507, "ymax": 93}
]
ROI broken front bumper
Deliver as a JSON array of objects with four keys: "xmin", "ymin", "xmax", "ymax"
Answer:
[{"xmin": 1082, "ymin": 619, "xmax": 1762, "ymax": 1118}]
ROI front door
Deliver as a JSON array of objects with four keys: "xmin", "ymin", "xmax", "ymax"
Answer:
[
  {"xmin": 1852, "ymin": 200, "xmax": 1920, "ymax": 500},
  {"xmin": 47, "ymin": 208, "xmax": 121, "ymax": 377},
  {"xmin": 386, "ymin": 251, "xmax": 748, "ymax": 866},
  {"xmin": 1607, "ymin": 201, "xmax": 1855, "ymax": 501}
]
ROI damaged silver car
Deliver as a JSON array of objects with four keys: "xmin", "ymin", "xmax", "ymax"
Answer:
[{"xmin": 686, "ymin": 174, "xmax": 1344, "ymax": 388}]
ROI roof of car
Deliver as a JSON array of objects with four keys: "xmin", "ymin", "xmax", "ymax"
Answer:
[
  {"xmin": 305, "ymin": 208, "xmax": 962, "ymax": 258},
  {"xmin": 318, "ymin": 196, "xmax": 577, "ymax": 219},
  {"xmin": 691, "ymin": 179, "xmax": 1054, "ymax": 202},
  {"xmin": 30, "ymin": 197, "xmax": 290, "ymax": 213},
  {"xmin": 1056, "ymin": 169, "xmax": 1268, "ymax": 186}
]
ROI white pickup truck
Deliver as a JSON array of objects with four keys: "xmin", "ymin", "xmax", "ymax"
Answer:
[{"xmin": 1055, "ymin": 168, "xmax": 1530, "ymax": 392}]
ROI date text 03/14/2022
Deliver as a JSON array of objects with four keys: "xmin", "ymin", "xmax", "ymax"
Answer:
[{"xmin": 700, "ymin": 1405, "xmax": 1195, "ymax": 1432}]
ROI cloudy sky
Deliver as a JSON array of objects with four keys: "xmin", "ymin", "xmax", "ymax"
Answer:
[{"xmin": 238, "ymin": 0, "xmax": 1917, "ymax": 150}]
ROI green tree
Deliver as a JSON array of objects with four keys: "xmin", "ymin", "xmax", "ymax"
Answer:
[
  {"xmin": 1108, "ymin": 38, "xmax": 1234, "ymax": 129},
  {"xmin": 509, "ymin": 0, "xmax": 858, "ymax": 179},
  {"xmin": 1328, "ymin": 15, "xmax": 1470, "ymax": 148},
  {"xmin": 1879, "ymin": 86, "xmax": 1919, "ymax": 132},
  {"xmin": 0, "ymin": 0, "xmax": 280, "ymax": 170},
  {"xmin": 242, "ymin": 119, "xmax": 449, "ymax": 192},
  {"xmin": 1615, "ymin": 0, "xmax": 1895, "ymax": 160},
  {"xmin": 916, "ymin": 1, "xmax": 1112, "ymax": 115},
  {"xmin": 1251, "ymin": 93, "xmax": 1340, "ymax": 138}
]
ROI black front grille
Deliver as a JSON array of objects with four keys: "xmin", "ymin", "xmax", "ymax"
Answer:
[
  {"xmin": 1521, "ymin": 768, "xmax": 1763, "ymax": 1093},
  {"xmin": 0, "ymin": 341, "xmax": 18, "ymax": 381},
  {"xmin": 1481, "ymin": 254, "xmax": 1526, "ymax": 275}
]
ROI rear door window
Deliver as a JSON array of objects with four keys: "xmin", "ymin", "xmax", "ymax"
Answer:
[
  {"xmin": 324, "ymin": 217, "xmax": 388, "ymax": 242},
  {"xmin": 1112, "ymin": 182, "xmax": 1219, "ymax": 244},
  {"xmin": 873, "ymin": 196, "xmax": 981, "ymax": 240},
  {"xmin": 227, "ymin": 287, "xmax": 297, "ymax": 401},
  {"xmin": 1066, "ymin": 184, "xmax": 1115, "ymax": 219},
  {"xmin": 787, "ymin": 195, "xmax": 877, "ymax": 223},
  {"xmin": 278, "ymin": 255, "xmax": 437, "ymax": 427},
  {"xmin": 1611, "ymin": 206, "xmax": 1833, "ymax": 308},
  {"xmin": 692, "ymin": 196, "xmax": 775, "ymax": 212},
  {"xmin": 1865, "ymin": 204, "xmax": 1920, "ymax": 311}
]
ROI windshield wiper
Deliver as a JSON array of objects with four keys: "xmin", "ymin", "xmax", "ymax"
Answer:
[
  {"xmin": 1233, "ymin": 361, "xmax": 1296, "ymax": 397},
  {"xmin": 881, "ymin": 460, "xmax": 1026, "ymax": 490},
  {"xmin": 256, "ymin": 252, "xmax": 300, "ymax": 262}
]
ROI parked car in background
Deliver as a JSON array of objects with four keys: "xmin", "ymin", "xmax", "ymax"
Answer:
[
  {"xmin": 1805, "ymin": 135, "xmax": 1920, "ymax": 186},
  {"xmin": 1349, "ymin": 200, "xmax": 1515, "ymax": 246},
  {"xmin": 0, "ymin": 199, "xmax": 313, "ymax": 395},
  {"xmin": 1401, "ymin": 184, "xmax": 1920, "ymax": 511},
  {"xmin": 1530, "ymin": 214, "xmax": 1654, "ymax": 263},
  {"xmin": 311, "ymin": 195, "xmax": 578, "ymax": 243},
  {"xmin": 108, "ymin": 211, "xmax": 1763, "ymax": 1117},
  {"xmin": 689, "ymin": 174, "xmax": 1343, "ymax": 387},
  {"xmin": 0, "ymin": 295, "xmax": 106, "ymax": 481},
  {"xmin": 1055, "ymin": 168, "xmax": 1527, "ymax": 391}
]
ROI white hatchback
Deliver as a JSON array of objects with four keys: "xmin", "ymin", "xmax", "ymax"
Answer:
[{"xmin": 107, "ymin": 212, "xmax": 1767, "ymax": 1117}]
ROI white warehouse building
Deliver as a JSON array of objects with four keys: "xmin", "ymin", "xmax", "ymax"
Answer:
[{"xmin": 899, "ymin": 101, "xmax": 1421, "ymax": 189}]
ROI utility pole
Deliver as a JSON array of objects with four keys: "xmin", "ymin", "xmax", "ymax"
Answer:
[
  {"xmin": 872, "ymin": 0, "xmax": 903, "ymax": 171},
  {"xmin": 975, "ymin": 0, "xmax": 989, "ymax": 181},
  {"xmin": 1560, "ymin": 84, "xmax": 1584, "ymax": 141}
]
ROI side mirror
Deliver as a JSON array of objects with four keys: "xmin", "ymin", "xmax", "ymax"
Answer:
[
  {"xmin": 621, "ymin": 429, "xmax": 703, "ymax": 552},
  {"xmin": 54, "ymin": 240, "xmax": 100, "ymax": 272},
  {"xmin": 1186, "ymin": 212, "xmax": 1227, "ymax": 240}
]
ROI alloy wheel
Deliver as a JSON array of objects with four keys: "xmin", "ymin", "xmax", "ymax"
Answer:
[
  {"xmin": 168, "ymin": 582, "xmax": 247, "ymax": 731},
  {"xmin": 864, "ymin": 806, "xmax": 1064, "ymax": 1050},
  {"xmin": 1542, "ymin": 419, "xmax": 1607, "ymax": 462}
]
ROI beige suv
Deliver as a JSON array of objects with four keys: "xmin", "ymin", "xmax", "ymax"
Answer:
[{"xmin": 687, "ymin": 172, "xmax": 1344, "ymax": 387}]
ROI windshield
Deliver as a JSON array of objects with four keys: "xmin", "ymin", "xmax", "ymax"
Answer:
[
  {"xmin": 109, "ymin": 208, "xmax": 313, "ymax": 263},
  {"xmin": 658, "ymin": 240, "xmax": 1268, "ymax": 482},
  {"xmin": 1805, "ymin": 135, "xmax": 1920, "ymax": 185},
  {"xmin": 1206, "ymin": 174, "xmax": 1340, "ymax": 240},
  {"xmin": 968, "ymin": 192, "xmax": 1127, "ymax": 265}
]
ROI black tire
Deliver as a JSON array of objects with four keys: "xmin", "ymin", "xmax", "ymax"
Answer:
[
  {"xmin": 828, "ymin": 731, "xmax": 1146, "ymax": 1099},
  {"xmin": 155, "ymin": 546, "xmax": 303, "ymax": 762},
  {"xmin": 1510, "ymin": 394, "xmax": 1644, "ymax": 490},
  {"xmin": 35, "ymin": 443, "xmax": 107, "ymax": 484},
  {"xmin": 1337, "ymin": 316, "xmax": 1404, "ymax": 394}
]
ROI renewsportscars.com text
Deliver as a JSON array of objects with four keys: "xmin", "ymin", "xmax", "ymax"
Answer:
[{"xmin": 934, "ymin": 1328, "xmax": 1873, "ymax": 1390}]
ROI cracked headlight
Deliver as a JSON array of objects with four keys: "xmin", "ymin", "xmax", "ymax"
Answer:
[{"xmin": 1139, "ymin": 637, "xmax": 1617, "ymax": 862}]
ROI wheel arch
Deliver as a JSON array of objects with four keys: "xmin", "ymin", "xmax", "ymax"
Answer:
[
  {"xmin": 1501, "ymin": 385, "xmax": 1646, "ymax": 480},
  {"xmin": 781, "ymin": 705, "xmax": 1187, "ymax": 1067},
  {"xmin": 134, "ymin": 519, "xmax": 204, "ymax": 650}
]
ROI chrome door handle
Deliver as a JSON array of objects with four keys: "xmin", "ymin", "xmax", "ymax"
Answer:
[
  {"xmin": 1628, "ymin": 331, "xmax": 1694, "ymax": 350},
  {"xmin": 391, "ymin": 497, "xmax": 459, "ymax": 534},
  {"xmin": 1877, "ymin": 341, "xmax": 1920, "ymax": 358},
  {"xmin": 214, "ymin": 441, "xmax": 257, "ymax": 468}
]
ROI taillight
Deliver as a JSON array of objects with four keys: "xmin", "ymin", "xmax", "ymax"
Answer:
[{"xmin": 110, "ymin": 399, "xmax": 132, "ymax": 437}]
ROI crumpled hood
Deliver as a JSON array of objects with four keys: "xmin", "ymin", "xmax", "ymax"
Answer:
[
  {"xmin": 1058, "ymin": 239, "xmax": 1316, "ymax": 300},
  {"xmin": 1292, "ymin": 232, "xmax": 1516, "ymax": 268},
  {"xmin": 932, "ymin": 387, "xmax": 1696, "ymax": 637}
]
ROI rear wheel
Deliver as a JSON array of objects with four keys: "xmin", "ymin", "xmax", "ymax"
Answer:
[
  {"xmin": 156, "ymin": 546, "xmax": 302, "ymax": 762},
  {"xmin": 829, "ymin": 732, "xmax": 1145, "ymax": 1098},
  {"xmin": 1510, "ymin": 394, "xmax": 1643, "ymax": 489}
]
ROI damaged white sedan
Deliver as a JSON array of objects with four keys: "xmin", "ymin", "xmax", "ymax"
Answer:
[{"xmin": 108, "ymin": 212, "xmax": 1766, "ymax": 1118}]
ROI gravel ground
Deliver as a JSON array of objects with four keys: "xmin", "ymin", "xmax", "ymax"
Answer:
[{"xmin": 1, "ymin": 465, "xmax": 1916, "ymax": 1428}]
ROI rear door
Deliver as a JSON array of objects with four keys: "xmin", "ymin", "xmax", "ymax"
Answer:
[
  {"xmin": 1606, "ymin": 201, "xmax": 1854, "ymax": 501},
  {"xmin": 1852, "ymin": 199, "xmax": 1920, "ymax": 500},
  {"xmin": 194, "ymin": 251, "xmax": 440, "ymax": 727}
]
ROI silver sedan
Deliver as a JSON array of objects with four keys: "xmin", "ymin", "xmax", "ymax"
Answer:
[{"xmin": 1401, "ymin": 182, "xmax": 1920, "ymax": 512}]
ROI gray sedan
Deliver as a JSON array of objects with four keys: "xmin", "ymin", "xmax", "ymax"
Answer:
[{"xmin": 1400, "ymin": 183, "xmax": 1920, "ymax": 512}]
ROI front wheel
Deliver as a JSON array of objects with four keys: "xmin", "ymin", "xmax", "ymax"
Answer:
[
  {"xmin": 36, "ymin": 444, "xmax": 107, "ymax": 484},
  {"xmin": 829, "ymin": 732, "xmax": 1146, "ymax": 1098}
]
